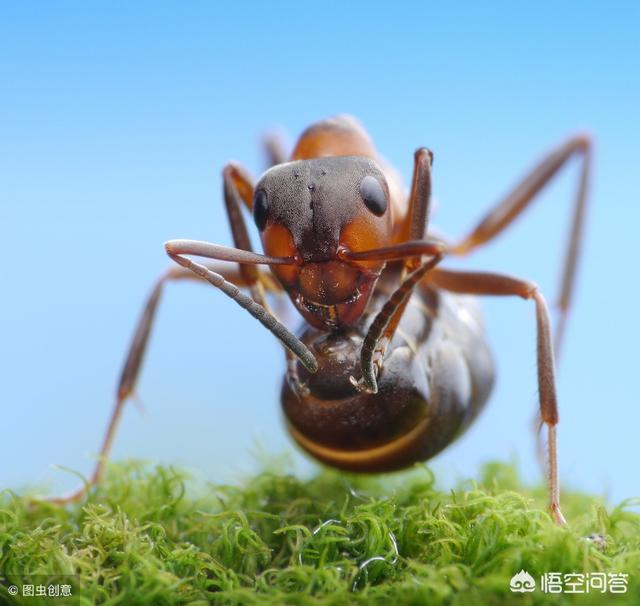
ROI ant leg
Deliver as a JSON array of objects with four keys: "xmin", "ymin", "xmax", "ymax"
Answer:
[
  {"xmin": 451, "ymin": 136, "xmax": 591, "ymax": 472},
  {"xmin": 260, "ymin": 131, "xmax": 305, "ymax": 397},
  {"xmin": 223, "ymin": 162, "xmax": 254, "ymax": 210},
  {"xmin": 381, "ymin": 148, "xmax": 435, "ymax": 339},
  {"xmin": 221, "ymin": 163, "xmax": 274, "ymax": 307},
  {"xmin": 428, "ymin": 268, "xmax": 567, "ymax": 525},
  {"xmin": 214, "ymin": 159, "xmax": 315, "ymax": 392},
  {"xmin": 398, "ymin": 147, "xmax": 434, "ymax": 248},
  {"xmin": 263, "ymin": 132, "xmax": 288, "ymax": 167},
  {"xmin": 354, "ymin": 253, "xmax": 445, "ymax": 394},
  {"xmin": 172, "ymin": 145, "xmax": 316, "ymax": 384},
  {"xmin": 50, "ymin": 163, "xmax": 273, "ymax": 505},
  {"xmin": 48, "ymin": 264, "xmax": 265, "ymax": 504},
  {"xmin": 165, "ymin": 245, "xmax": 317, "ymax": 373},
  {"xmin": 452, "ymin": 135, "xmax": 592, "ymax": 359},
  {"xmin": 353, "ymin": 149, "xmax": 439, "ymax": 393}
]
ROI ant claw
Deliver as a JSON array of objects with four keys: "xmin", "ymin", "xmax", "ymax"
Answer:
[
  {"xmin": 288, "ymin": 376, "xmax": 310, "ymax": 399},
  {"xmin": 349, "ymin": 375, "xmax": 362, "ymax": 390},
  {"xmin": 295, "ymin": 381, "xmax": 310, "ymax": 398},
  {"xmin": 349, "ymin": 374, "xmax": 378, "ymax": 394}
]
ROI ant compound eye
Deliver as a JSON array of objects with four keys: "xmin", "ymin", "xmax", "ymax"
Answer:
[
  {"xmin": 360, "ymin": 175, "xmax": 387, "ymax": 216},
  {"xmin": 253, "ymin": 189, "xmax": 269, "ymax": 231}
]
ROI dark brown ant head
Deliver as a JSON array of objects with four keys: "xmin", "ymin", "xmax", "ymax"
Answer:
[{"xmin": 254, "ymin": 156, "xmax": 393, "ymax": 329}]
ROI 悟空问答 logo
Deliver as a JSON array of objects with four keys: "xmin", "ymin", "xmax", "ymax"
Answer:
[{"xmin": 510, "ymin": 570, "xmax": 536, "ymax": 593}]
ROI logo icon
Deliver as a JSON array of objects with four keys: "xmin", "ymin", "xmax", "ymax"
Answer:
[{"xmin": 510, "ymin": 569, "xmax": 536, "ymax": 593}]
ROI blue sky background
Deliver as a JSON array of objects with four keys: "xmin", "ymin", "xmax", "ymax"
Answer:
[{"xmin": 2, "ymin": 3, "xmax": 639, "ymax": 505}]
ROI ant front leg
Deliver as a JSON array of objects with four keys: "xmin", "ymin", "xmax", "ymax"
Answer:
[
  {"xmin": 351, "ymin": 251, "xmax": 444, "ymax": 393},
  {"xmin": 354, "ymin": 148, "xmax": 443, "ymax": 393},
  {"xmin": 429, "ymin": 268, "xmax": 567, "ymax": 525},
  {"xmin": 221, "ymin": 156, "xmax": 308, "ymax": 394},
  {"xmin": 164, "ymin": 243, "xmax": 317, "ymax": 372},
  {"xmin": 49, "ymin": 162, "xmax": 277, "ymax": 505},
  {"xmin": 168, "ymin": 160, "xmax": 318, "ymax": 373},
  {"xmin": 221, "ymin": 162, "xmax": 271, "ymax": 307}
]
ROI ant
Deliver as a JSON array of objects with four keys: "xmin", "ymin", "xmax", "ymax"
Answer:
[{"xmin": 52, "ymin": 116, "xmax": 591, "ymax": 525}]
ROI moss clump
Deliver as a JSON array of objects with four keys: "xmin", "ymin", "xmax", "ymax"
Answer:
[{"xmin": 1, "ymin": 461, "xmax": 639, "ymax": 605}]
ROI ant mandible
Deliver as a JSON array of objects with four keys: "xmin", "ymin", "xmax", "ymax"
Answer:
[{"xmin": 53, "ymin": 116, "xmax": 591, "ymax": 525}]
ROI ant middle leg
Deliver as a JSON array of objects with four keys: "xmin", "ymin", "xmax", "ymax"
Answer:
[
  {"xmin": 48, "ymin": 263, "xmax": 268, "ymax": 504},
  {"xmin": 428, "ymin": 267, "xmax": 567, "ymax": 525},
  {"xmin": 49, "ymin": 161, "xmax": 274, "ymax": 504},
  {"xmin": 449, "ymin": 136, "xmax": 592, "ymax": 470}
]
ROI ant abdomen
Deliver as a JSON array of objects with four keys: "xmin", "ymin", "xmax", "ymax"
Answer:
[{"xmin": 281, "ymin": 290, "xmax": 495, "ymax": 472}]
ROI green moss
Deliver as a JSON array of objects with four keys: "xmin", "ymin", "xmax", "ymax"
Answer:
[{"xmin": 1, "ymin": 461, "xmax": 638, "ymax": 605}]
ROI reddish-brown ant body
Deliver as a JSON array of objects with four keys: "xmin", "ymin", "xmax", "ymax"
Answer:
[{"xmin": 53, "ymin": 116, "xmax": 591, "ymax": 525}]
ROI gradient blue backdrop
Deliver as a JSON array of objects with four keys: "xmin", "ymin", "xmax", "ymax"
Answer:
[{"xmin": 2, "ymin": 3, "xmax": 639, "ymax": 504}]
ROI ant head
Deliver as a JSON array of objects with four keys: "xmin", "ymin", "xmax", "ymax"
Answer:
[{"xmin": 253, "ymin": 157, "xmax": 393, "ymax": 329}]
